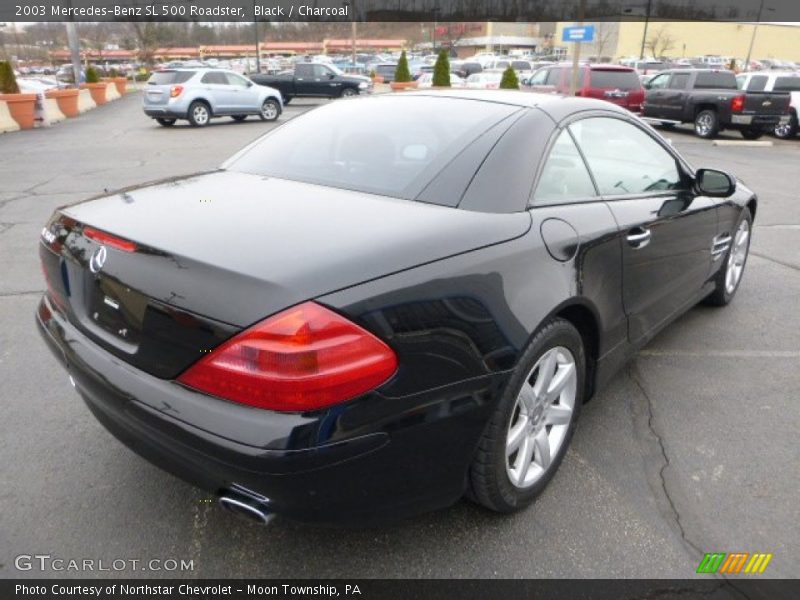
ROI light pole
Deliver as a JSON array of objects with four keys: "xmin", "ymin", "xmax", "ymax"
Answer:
[
  {"xmin": 253, "ymin": 1, "xmax": 260, "ymax": 73},
  {"xmin": 745, "ymin": 0, "xmax": 772, "ymax": 70},
  {"xmin": 639, "ymin": 0, "xmax": 653, "ymax": 60}
]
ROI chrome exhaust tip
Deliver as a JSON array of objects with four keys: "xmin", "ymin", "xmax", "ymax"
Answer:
[{"xmin": 218, "ymin": 495, "xmax": 275, "ymax": 525}]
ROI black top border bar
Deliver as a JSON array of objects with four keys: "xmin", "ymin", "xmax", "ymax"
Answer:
[{"xmin": 3, "ymin": 0, "xmax": 800, "ymax": 23}]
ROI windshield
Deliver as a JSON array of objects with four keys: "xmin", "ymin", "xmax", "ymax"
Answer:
[
  {"xmin": 327, "ymin": 64, "xmax": 346, "ymax": 76},
  {"xmin": 226, "ymin": 96, "xmax": 519, "ymax": 200}
]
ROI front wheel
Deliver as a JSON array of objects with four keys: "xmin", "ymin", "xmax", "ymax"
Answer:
[
  {"xmin": 467, "ymin": 318, "xmax": 584, "ymax": 513},
  {"xmin": 187, "ymin": 101, "xmax": 210, "ymax": 127},
  {"xmin": 740, "ymin": 129, "xmax": 764, "ymax": 140},
  {"xmin": 706, "ymin": 209, "xmax": 752, "ymax": 306},
  {"xmin": 259, "ymin": 98, "xmax": 280, "ymax": 121},
  {"xmin": 694, "ymin": 109, "xmax": 719, "ymax": 139},
  {"xmin": 340, "ymin": 88, "xmax": 358, "ymax": 98}
]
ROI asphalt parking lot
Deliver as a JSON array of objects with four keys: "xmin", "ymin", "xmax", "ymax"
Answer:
[{"xmin": 1, "ymin": 92, "xmax": 798, "ymax": 579}]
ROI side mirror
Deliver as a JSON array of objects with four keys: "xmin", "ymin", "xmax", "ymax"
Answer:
[
  {"xmin": 247, "ymin": 81, "xmax": 253, "ymax": 87},
  {"xmin": 696, "ymin": 168, "xmax": 736, "ymax": 197},
  {"xmin": 643, "ymin": 81, "xmax": 651, "ymax": 90},
  {"xmin": 328, "ymin": 72, "xmax": 336, "ymax": 79}
]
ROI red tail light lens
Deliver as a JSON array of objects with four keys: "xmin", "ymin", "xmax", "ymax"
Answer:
[
  {"xmin": 731, "ymin": 95, "xmax": 745, "ymax": 113},
  {"xmin": 178, "ymin": 302, "xmax": 398, "ymax": 412},
  {"xmin": 170, "ymin": 85, "xmax": 184, "ymax": 98},
  {"xmin": 83, "ymin": 226, "xmax": 137, "ymax": 252}
]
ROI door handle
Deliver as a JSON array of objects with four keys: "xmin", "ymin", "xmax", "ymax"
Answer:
[{"xmin": 626, "ymin": 227, "xmax": 652, "ymax": 248}]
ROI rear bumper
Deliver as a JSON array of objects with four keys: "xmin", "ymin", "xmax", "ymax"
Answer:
[
  {"xmin": 143, "ymin": 107, "xmax": 186, "ymax": 119},
  {"xmin": 36, "ymin": 295, "xmax": 502, "ymax": 524},
  {"xmin": 730, "ymin": 114, "xmax": 789, "ymax": 128}
]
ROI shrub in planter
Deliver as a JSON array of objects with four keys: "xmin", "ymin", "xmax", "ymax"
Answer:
[
  {"xmin": 0, "ymin": 60, "xmax": 37, "ymax": 129},
  {"xmin": 390, "ymin": 51, "xmax": 417, "ymax": 91},
  {"xmin": 432, "ymin": 50, "xmax": 451, "ymax": 87},
  {"xmin": 499, "ymin": 66, "xmax": 520, "ymax": 90},
  {"xmin": 82, "ymin": 65, "xmax": 108, "ymax": 104}
]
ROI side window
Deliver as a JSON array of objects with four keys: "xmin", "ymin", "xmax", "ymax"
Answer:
[
  {"xmin": 528, "ymin": 68, "xmax": 549, "ymax": 86},
  {"xmin": 668, "ymin": 73, "xmax": 689, "ymax": 89},
  {"xmin": 313, "ymin": 65, "xmax": 331, "ymax": 78},
  {"xmin": 747, "ymin": 75, "xmax": 767, "ymax": 91},
  {"xmin": 533, "ymin": 129, "xmax": 597, "ymax": 204},
  {"xmin": 545, "ymin": 67, "xmax": 563, "ymax": 86},
  {"xmin": 569, "ymin": 117, "xmax": 683, "ymax": 196},
  {"xmin": 296, "ymin": 64, "xmax": 313, "ymax": 78},
  {"xmin": 201, "ymin": 72, "xmax": 221, "ymax": 84},
  {"xmin": 736, "ymin": 75, "xmax": 747, "ymax": 90},
  {"xmin": 648, "ymin": 73, "xmax": 670, "ymax": 89},
  {"xmin": 224, "ymin": 72, "xmax": 249, "ymax": 87}
]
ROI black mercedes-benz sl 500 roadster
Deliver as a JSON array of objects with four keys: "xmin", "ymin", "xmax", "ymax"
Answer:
[{"xmin": 37, "ymin": 91, "xmax": 754, "ymax": 524}]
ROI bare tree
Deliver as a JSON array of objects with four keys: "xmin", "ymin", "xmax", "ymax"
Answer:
[
  {"xmin": 645, "ymin": 24, "xmax": 676, "ymax": 59},
  {"xmin": 591, "ymin": 22, "xmax": 615, "ymax": 61}
]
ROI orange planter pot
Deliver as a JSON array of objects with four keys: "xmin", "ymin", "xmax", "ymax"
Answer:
[
  {"xmin": 113, "ymin": 77, "xmax": 128, "ymax": 95},
  {"xmin": 82, "ymin": 82, "xmax": 108, "ymax": 105},
  {"xmin": 45, "ymin": 88, "xmax": 80, "ymax": 118},
  {"xmin": 0, "ymin": 93, "xmax": 38, "ymax": 129},
  {"xmin": 371, "ymin": 75, "xmax": 384, "ymax": 84},
  {"xmin": 389, "ymin": 81, "xmax": 418, "ymax": 91}
]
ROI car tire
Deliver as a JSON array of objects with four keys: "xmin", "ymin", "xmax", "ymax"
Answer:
[
  {"xmin": 705, "ymin": 208, "xmax": 752, "ymax": 307},
  {"xmin": 282, "ymin": 96, "xmax": 292, "ymax": 105},
  {"xmin": 694, "ymin": 109, "xmax": 719, "ymax": 139},
  {"xmin": 774, "ymin": 114, "xmax": 798, "ymax": 139},
  {"xmin": 467, "ymin": 318, "xmax": 584, "ymax": 513},
  {"xmin": 187, "ymin": 101, "xmax": 211, "ymax": 127},
  {"xmin": 740, "ymin": 129, "xmax": 764, "ymax": 140},
  {"xmin": 340, "ymin": 88, "xmax": 358, "ymax": 98},
  {"xmin": 231, "ymin": 115, "xmax": 247, "ymax": 122},
  {"xmin": 259, "ymin": 98, "xmax": 280, "ymax": 122},
  {"xmin": 156, "ymin": 118, "xmax": 176, "ymax": 127},
  {"xmin": 660, "ymin": 122, "xmax": 676, "ymax": 129}
]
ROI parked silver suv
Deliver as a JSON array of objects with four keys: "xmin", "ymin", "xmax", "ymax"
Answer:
[{"xmin": 143, "ymin": 68, "xmax": 283, "ymax": 127}]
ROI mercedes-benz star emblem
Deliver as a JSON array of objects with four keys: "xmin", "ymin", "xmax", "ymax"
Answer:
[{"xmin": 89, "ymin": 246, "xmax": 107, "ymax": 274}]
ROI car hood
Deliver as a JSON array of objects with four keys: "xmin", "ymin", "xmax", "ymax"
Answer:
[{"xmin": 61, "ymin": 171, "xmax": 531, "ymax": 326}]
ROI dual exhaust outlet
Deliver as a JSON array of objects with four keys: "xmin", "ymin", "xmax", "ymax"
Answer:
[{"xmin": 218, "ymin": 487, "xmax": 275, "ymax": 525}]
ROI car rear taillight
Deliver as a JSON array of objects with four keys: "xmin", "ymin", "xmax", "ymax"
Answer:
[
  {"xmin": 83, "ymin": 226, "xmax": 137, "ymax": 252},
  {"xmin": 731, "ymin": 95, "xmax": 745, "ymax": 113},
  {"xmin": 170, "ymin": 85, "xmax": 184, "ymax": 98},
  {"xmin": 177, "ymin": 302, "xmax": 398, "ymax": 412}
]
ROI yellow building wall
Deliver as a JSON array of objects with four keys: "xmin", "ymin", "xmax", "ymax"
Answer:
[{"xmin": 614, "ymin": 21, "xmax": 800, "ymax": 62}]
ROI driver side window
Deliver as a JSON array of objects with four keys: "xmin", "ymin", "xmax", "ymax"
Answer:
[
  {"xmin": 647, "ymin": 73, "xmax": 670, "ymax": 89},
  {"xmin": 569, "ymin": 117, "xmax": 683, "ymax": 196},
  {"xmin": 533, "ymin": 129, "xmax": 597, "ymax": 204}
]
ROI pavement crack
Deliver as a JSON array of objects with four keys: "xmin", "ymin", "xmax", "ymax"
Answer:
[
  {"xmin": 628, "ymin": 362, "xmax": 704, "ymax": 557},
  {"xmin": 0, "ymin": 289, "xmax": 44, "ymax": 298},
  {"xmin": 750, "ymin": 251, "xmax": 800, "ymax": 272}
]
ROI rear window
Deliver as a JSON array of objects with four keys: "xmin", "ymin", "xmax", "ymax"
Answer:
[
  {"xmin": 589, "ymin": 70, "xmax": 641, "ymax": 90},
  {"xmin": 226, "ymin": 96, "xmax": 519, "ymax": 200},
  {"xmin": 774, "ymin": 76, "xmax": 800, "ymax": 92},
  {"xmin": 148, "ymin": 70, "xmax": 194, "ymax": 85},
  {"xmin": 694, "ymin": 71, "xmax": 737, "ymax": 89},
  {"xmin": 376, "ymin": 65, "xmax": 397, "ymax": 76}
]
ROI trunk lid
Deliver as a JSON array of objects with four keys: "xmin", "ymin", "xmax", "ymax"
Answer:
[
  {"xmin": 41, "ymin": 171, "xmax": 530, "ymax": 378},
  {"xmin": 742, "ymin": 90, "xmax": 792, "ymax": 116}
]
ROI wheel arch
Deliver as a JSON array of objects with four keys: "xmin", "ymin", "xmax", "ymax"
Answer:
[{"xmin": 746, "ymin": 196, "xmax": 757, "ymax": 221}]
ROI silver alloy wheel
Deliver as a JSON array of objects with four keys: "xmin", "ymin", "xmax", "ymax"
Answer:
[
  {"xmin": 506, "ymin": 346, "xmax": 577, "ymax": 489},
  {"xmin": 695, "ymin": 113, "xmax": 713, "ymax": 136},
  {"xmin": 261, "ymin": 100, "xmax": 278, "ymax": 120},
  {"xmin": 725, "ymin": 219, "xmax": 750, "ymax": 293},
  {"xmin": 774, "ymin": 121, "xmax": 793, "ymax": 138},
  {"xmin": 192, "ymin": 105, "xmax": 209, "ymax": 125}
]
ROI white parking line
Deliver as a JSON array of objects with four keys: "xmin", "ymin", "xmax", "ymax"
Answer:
[{"xmin": 712, "ymin": 140, "xmax": 773, "ymax": 147}]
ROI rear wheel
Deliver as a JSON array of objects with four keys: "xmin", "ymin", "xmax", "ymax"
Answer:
[
  {"xmin": 694, "ymin": 109, "xmax": 719, "ymax": 139},
  {"xmin": 468, "ymin": 318, "xmax": 584, "ymax": 512},
  {"xmin": 706, "ymin": 209, "xmax": 752, "ymax": 306},
  {"xmin": 774, "ymin": 114, "xmax": 798, "ymax": 139},
  {"xmin": 155, "ymin": 118, "xmax": 176, "ymax": 127},
  {"xmin": 259, "ymin": 98, "xmax": 280, "ymax": 122},
  {"xmin": 740, "ymin": 129, "xmax": 764, "ymax": 140},
  {"xmin": 231, "ymin": 115, "xmax": 247, "ymax": 122},
  {"xmin": 187, "ymin": 101, "xmax": 210, "ymax": 127}
]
